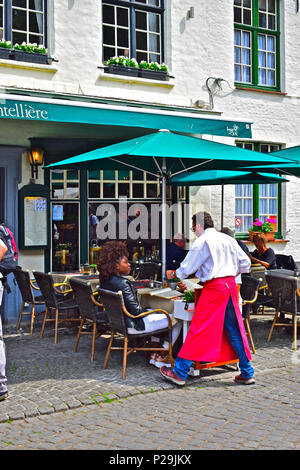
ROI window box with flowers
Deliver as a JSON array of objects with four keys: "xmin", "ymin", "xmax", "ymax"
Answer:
[
  {"xmin": 0, "ymin": 41, "xmax": 52, "ymax": 65},
  {"xmin": 0, "ymin": 40, "xmax": 12, "ymax": 60},
  {"xmin": 11, "ymin": 43, "xmax": 50, "ymax": 65},
  {"xmin": 103, "ymin": 56, "xmax": 170, "ymax": 81},
  {"xmin": 138, "ymin": 61, "xmax": 169, "ymax": 81},
  {"xmin": 248, "ymin": 218, "xmax": 277, "ymax": 242}
]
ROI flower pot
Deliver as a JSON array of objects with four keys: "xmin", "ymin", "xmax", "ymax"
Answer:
[
  {"xmin": 105, "ymin": 64, "xmax": 139, "ymax": 77},
  {"xmin": 139, "ymin": 69, "xmax": 168, "ymax": 81},
  {"xmin": 249, "ymin": 231, "xmax": 275, "ymax": 242},
  {"xmin": 11, "ymin": 50, "xmax": 49, "ymax": 64},
  {"xmin": 0, "ymin": 47, "xmax": 12, "ymax": 59}
]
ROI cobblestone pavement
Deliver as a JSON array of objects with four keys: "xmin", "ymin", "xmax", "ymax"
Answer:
[{"xmin": 0, "ymin": 313, "xmax": 299, "ymax": 450}]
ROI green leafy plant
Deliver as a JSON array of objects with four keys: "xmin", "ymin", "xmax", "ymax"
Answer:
[
  {"xmin": 105, "ymin": 56, "xmax": 168, "ymax": 73},
  {"xmin": 0, "ymin": 40, "xmax": 12, "ymax": 49},
  {"xmin": 105, "ymin": 55, "xmax": 138, "ymax": 68},
  {"xmin": 248, "ymin": 218, "xmax": 276, "ymax": 234},
  {"xmin": 13, "ymin": 42, "xmax": 47, "ymax": 54},
  {"xmin": 184, "ymin": 291, "xmax": 195, "ymax": 303},
  {"xmin": 139, "ymin": 60, "xmax": 168, "ymax": 72}
]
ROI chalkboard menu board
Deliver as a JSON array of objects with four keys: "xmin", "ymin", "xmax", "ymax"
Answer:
[{"xmin": 19, "ymin": 184, "xmax": 50, "ymax": 250}]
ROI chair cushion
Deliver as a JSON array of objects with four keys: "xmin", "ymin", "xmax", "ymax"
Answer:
[{"xmin": 127, "ymin": 313, "xmax": 169, "ymax": 335}]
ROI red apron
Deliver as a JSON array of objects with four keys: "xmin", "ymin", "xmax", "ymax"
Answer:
[{"xmin": 178, "ymin": 276, "xmax": 252, "ymax": 363}]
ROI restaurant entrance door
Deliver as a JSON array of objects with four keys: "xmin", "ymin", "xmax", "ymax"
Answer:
[{"xmin": 51, "ymin": 202, "xmax": 80, "ymax": 272}]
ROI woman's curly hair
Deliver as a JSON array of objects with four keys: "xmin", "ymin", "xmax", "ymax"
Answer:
[{"xmin": 97, "ymin": 241, "xmax": 129, "ymax": 283}]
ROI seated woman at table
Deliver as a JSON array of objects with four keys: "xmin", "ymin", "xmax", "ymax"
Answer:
[
  {"xmin": 248, "ymin": 233, "xmax": 277, "ymax": 270},
  {"xmin": 97, "ymin": 241, "xmax": 181, "ymax": 368}
]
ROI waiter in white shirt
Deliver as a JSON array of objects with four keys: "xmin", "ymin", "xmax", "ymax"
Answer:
[{"xmin": 160, "ymin": 211, "xmax": 254, "ymax": 387}]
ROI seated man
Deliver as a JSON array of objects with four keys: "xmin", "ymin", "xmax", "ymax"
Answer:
[
  {"xmin": 166, "ymin": 234, "xmax": 186, "ymax": 270},
  {"xmin": 97, "ymin": 241, "xmax": 182, "ymax": 368}
]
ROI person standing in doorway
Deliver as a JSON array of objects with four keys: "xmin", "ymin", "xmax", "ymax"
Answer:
[
  {"xmin": 0, "ymin": 239, "xmax": 8, "ymax": 401},
  {"xmin": 161, "ymin": 211, "xmax": 254, "ymax": 386}
]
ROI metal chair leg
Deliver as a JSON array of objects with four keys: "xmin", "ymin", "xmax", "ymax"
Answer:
[
  {"xmin": 54, "ymin": 308, "xmax": 59, "ymax": 344},
  {"xmin": 91, "ymin": 322, "xmax": 97, "ymax": 362},
  {"xmin": 122, "ymin": 337, "xmax": 128, "ymax": 379},
  {"xmin": 245, "ymin": 315, "xmax": 256, "ymax": 354},
  {"xmin": 104, "ymin": 332, "xmax": 114, "ymax": 369},
  {"xmin": 267, "ymin": 310, "xmax": 279, "ymax": 343},
  {"xmin": 74, "ymin": 318, "xmax": 84, "ymax": 352},
  {"xmin": 293, "ymin": 314, "xmax": 298, "ymax": 351},
  {"xmin": 40, "ymin": 307, "xmax": 48, "ymax": 338},
  {"xmin": 30, "ymin": 304, "xmax": 35, "ymax": 336},
  {"xmin": 16, "ymin": 301, "xmax": 25, "ymax": 331}
]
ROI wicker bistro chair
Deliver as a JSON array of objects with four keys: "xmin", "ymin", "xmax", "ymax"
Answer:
[
  {"xmin": 240, "ymin": 275, "xmax": 262, "ymax": 354},
  {"xmin": 14, "ymin": 269, "xmax": 45, "ymax": 336},
  {"xmin": 265, "ymin": 271, "xmax": 300, "ymax": 351},
  {"xmin": 98, "ymin": 288, "xmax": 174, "ymax": 379},
  {"xmin": 69, "ymin": 278, "xmax": 109, "ymax": 362},
  {"xmin": 33, "ymin": 271, "xmax": 80, "ymax": 344}
]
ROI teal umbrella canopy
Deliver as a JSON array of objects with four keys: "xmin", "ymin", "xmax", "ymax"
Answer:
[
  {"xmin": 45, "ymin": 131, "xmax": 294, "ymax": 277},
  {"xmin": 240, "ymin": 146, "xmax": 300, "ymax": 176},
  {"xmin": 45, "ymin": 130, "xmax": 295, "ymax": 176},
  {"xmin": 171, "ymin": 170, "xmax": 288, "ymax": 230},
  {"xmin": 171, "ymin": 169, "xmax": 289, "ymax": 186}
]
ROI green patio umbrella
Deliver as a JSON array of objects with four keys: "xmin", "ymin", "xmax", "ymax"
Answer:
[
  {"xmin": 171, "ymin": 169, "xmax": 289, "ymax": 229},
  {"xmin": 45, "ymin": 130, "xmax": 295, "ymax": 276},
  {"xmin": 239, "ymin": 145, "xmax": 300, "ymax": 177}
]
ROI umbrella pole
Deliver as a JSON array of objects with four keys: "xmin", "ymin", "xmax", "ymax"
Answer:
[
  {"xmin": 161, "ymin": 159, "xmax": 167, "ymax": 282},
  {"xmin": 221, "ymin": 184, "xmax": 224, "ymax": 230}
]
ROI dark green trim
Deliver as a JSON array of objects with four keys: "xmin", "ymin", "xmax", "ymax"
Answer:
[
  {"xmin": 234, "ymin": 0, "xmax": 281, "ymax": 91},
  {"xmin": 79, "ymin": 170, "xmax": 88, "ymax": 264},
  {"xmin": 44, "ymin": 169, "xmax": 51, "ymax": 272},
  {"xmin": 18, "ymin": 183, "xmax": 50, "ymax": 251}
]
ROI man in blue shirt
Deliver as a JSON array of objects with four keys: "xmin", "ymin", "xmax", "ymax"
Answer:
[{"xmin": 166, "ymin": 234, "xmax": 186, "ymax": 270}]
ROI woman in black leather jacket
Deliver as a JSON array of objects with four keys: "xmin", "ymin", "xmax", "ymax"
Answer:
[
  {"xmin": 99, "ymin": 242, "xmax": 145, "ymax": 331},
  {"xmin": 97, "ymin": 241, "xmax": 176, "ymax": 367}
]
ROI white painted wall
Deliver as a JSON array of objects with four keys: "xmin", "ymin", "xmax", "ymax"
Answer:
[{"xmin": 0, "ymin": 0, "xmax": 299, "ymax": 260}]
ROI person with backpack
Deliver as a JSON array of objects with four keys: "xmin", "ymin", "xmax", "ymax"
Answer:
[
  {"xmin": 0, "ymin": 238, "xmax": 8, "ymax": 401},
  {"xmin": 0, "ymin": 223, "xmax": 18, "ymax": 293}
]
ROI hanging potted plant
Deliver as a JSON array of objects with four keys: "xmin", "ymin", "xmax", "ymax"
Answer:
[
  {"xmin": 0, "ymin": 40, "xmax": 12, "ymax": 60},
  {"xmin": 104, "ymin": 56, "xmax": 139, "ymax": 77},
  {"xmin": 248, "ymin": 218, "xmax": 277, "ymax": 241}
]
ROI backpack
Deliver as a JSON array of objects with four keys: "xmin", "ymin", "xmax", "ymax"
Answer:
[{"xmin": 0, "ymin": 224, "xmax": 18, "ymax": 276}]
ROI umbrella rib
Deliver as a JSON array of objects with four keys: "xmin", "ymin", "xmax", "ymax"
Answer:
[
  {"xmin": 170, "ymin": 159, "xmax": 214, "ymax": 177},
  {"xmin": 108, "ymin": 157, "xmax": 159, "ymax": 178},
  {"xmin": 152, "ymin": 156, "xmax": 163, "ymax": 175},
  {"xmin": 273, "ymin": 167, "xmax": 300, "ymax": 178}
]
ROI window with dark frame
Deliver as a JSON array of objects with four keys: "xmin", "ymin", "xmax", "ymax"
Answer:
[
  {"xmin": 102, "ymin": 0, "xmax": 164, "ymax": 64},
  {"xmin": 0, "ymin": 1, "xmax": 47, "ymax": 54},
  {"xmin": 234, "ymin": 0, "xmax": 280, "ymax": 90}
]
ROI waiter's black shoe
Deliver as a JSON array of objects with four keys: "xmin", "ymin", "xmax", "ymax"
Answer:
[
  {"xmin": 234, "ymin": 374, "xmax": 255, "ymax": 385},
  {"xmin": 160, "ymin": 366, "xmax": 186, "ymax": 386}
]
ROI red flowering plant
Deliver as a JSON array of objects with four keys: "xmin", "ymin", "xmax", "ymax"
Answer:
[{"xmin": 249, "ymin": 218, "xmax": 276, "ymax": 234}]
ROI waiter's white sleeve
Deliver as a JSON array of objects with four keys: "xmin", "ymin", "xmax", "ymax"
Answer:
[
  {"xmin": 236, "ymin": 245, "xmax": 251, "ymax": 274},
  {"xmin": 176, "ymin": 238, "xmax": 209, "ymax": 280}
]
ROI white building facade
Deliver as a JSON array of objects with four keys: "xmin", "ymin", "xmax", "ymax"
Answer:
[{"xmin": 0, "ymin": 0, "xmax": 299, "ymax": 321}]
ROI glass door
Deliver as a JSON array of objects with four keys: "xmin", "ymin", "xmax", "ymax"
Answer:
[{"xmin": 51, "ymin": 202, "xmax": 80, "ymax": 272}]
